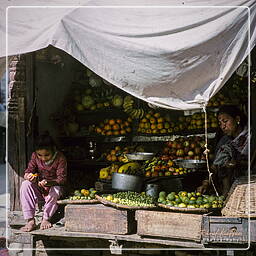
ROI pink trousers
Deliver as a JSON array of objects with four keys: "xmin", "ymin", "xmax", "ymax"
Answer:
[{"xmin": 20, "ymin": 180, "xmax": 62, "ymax": 220}]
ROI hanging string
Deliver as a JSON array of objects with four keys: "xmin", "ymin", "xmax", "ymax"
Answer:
[{"xmin": 202, "ymin": 105, "xmax": 219, "ymax": 197}]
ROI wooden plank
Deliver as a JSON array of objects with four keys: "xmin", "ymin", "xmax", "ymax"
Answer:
[
  {"xmin": 26, "ymin": 227, "xmax": 204, "ymax": 248},
  {"xmin": 136, "ymin": 210, "xmax": 203, "ymax": 242},
  {"xmin": 65, "ymin": 204, "xmax": 136, "ymax": 235},
  {"xmin": 9, "ymin": 231, "xmax": 32, "ymax": 244}
]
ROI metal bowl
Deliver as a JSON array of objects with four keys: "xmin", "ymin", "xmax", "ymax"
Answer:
[
  {"xmin": 125, "ymin": 152, "xmax": 155, "ymax": 161},
  {"xmin": 173, "ymin": 159, "xmax": 207, "ymax": 169}
]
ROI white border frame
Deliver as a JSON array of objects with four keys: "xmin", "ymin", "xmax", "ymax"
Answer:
[{"xmin": 4, "ymin": 4, "xmax": 252, "ymax": 252}]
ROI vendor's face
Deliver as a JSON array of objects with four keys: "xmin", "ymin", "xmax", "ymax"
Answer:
[
  {"xmin": 218, "ymin": 113, "xmax": 239, "ymax": 137},
  {"xmin": 36, "ymin": 149, "xmax": 53, "ymax": 162}
]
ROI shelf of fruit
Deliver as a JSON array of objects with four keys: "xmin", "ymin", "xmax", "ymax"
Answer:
[
  {"xmin": 57, "ymin": 187, "xmax": 98, "ymax": 204},
  {"xmin": 58, "ymin": 130, "xmax": 216, "ymax": 145},
  {"xmin": 95, "ymin": 191, "xmax": 156, "ymax": 209},
  {"xmin": 132, "ymin": 131, "xmax": 216, "ymax": 142},
  {"xmin": 157, "ymin": 191, "xmax": 225, "ymax": 213}
]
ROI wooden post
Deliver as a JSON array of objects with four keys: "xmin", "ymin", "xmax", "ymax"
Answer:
[{"xmin": 8, "ymin": 54, "xmax": 34, "ymax": 211}]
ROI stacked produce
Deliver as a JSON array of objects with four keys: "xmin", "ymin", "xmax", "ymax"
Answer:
[
  {"xmin": 137, "ymin": 110, "xmax": 174, "ymax": 134},
  {"xmin": 158, "ymin": 191, "xmax": 225, "ymax": 209},
  {"xmin": 66, "ymin": 187, "xmax": 97, "ymax": 200},
  {"xmin": 142, "ymin": 157, "xmax": 193, "ymax": 178},
  {"xmin": 184, "ymin": 112, "xmax": 218, "ymax": 130},
  {"xmin": 94, "ymin": 117, "xmax": 132, "ymax": 136},
  {"xmin": 101, "ymin": 145, "xmax": 145, "ymax": 163},
  {"xmin": 123, "ymin": 95, "xmax": 145, "ymax": 119},
  {"xmin": 102, "ymin": 191, "xmax": 155, "ymax": 207},
  {"xmin": 73, "ymin": 71, "xmax": 126, "ymax": 112},
  {"xmin": 162, "ymin": 136, "xmax": 211, "ymax": 160},
  {"xmin": 207, "ymin": 93, "xmax": 230, "ymax": 107}
]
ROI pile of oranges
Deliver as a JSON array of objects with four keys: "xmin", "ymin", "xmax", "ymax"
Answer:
[
  {"xmin": 137, "ymin": 111, "xmax": 174, "ymax": 134},
  {"xmin": 95, "ymin": 117, "xmax": 132, "ymax": 136}
]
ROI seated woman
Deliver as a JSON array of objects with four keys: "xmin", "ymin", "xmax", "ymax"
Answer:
[{"xmin": 197, "ymin": 105, "xmax": 248, "ymax": 196}]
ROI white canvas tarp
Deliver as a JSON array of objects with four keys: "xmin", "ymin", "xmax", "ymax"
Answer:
[{"xmin": 0, "ymin": 0, "xmax": 255, "ymax": 110}]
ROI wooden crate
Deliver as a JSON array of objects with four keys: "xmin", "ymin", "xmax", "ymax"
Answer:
[
  {"xmin": 65, "ymin": 204, "xmax": 136, "ymax": 234},
  {"xmin": 135, "ymin": 210, "xmax": 203, "ymax": 242},
  {"xmin": 202, "ymin": 216, "xmax": 249, "ymax": 244}
]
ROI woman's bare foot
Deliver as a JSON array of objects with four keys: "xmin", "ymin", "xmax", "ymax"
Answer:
[
  {"xmin": 40, "ymin": 219, "xmax": 52, "ymax": 230},
  {"xmin": 20, "ymin": 218, "xmax": 36, "ymax": 232}
]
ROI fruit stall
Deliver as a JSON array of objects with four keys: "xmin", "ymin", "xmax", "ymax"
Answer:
[
  {"xmin": 2, "ymin": 2, "xmax": 256, "ymax": 255},
  {"xmin": 6, "ymin": 46, "xmax": 256, "ymax": 255}
]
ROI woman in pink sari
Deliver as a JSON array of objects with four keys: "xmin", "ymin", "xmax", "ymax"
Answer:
[{"xmin": 20, "ymin": 132, "xmax": 67, "ymax": 232}]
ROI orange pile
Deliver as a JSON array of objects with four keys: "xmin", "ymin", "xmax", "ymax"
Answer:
[{"xmin": 95, "ymin": 117, "xmax": 132, "ymax": 136}]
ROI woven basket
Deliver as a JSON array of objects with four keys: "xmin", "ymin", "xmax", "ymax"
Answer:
[
  {"xmin": 158, "ymin": 203, "xmax": 209, "ymax": 214},
  {"xmin": 221, "ymin": 175, "xmax": 256, "ymax": 218}
]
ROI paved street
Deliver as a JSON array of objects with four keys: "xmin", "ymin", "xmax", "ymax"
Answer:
[{"xmin": 0, "ymin": 164, "xmax": 8, "ymax": 236}]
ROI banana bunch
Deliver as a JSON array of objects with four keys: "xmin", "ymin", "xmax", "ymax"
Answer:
[
  {"xmin": 119, "ymin": 154, "xmax": 129, "ymax": 163},
  {"xmin": 123, "ymin": 96, "xmax": 145, "ymax": 119},
  {"xmin": 118, "ymin": 162, "xmax": 142, "ymax": 175}
]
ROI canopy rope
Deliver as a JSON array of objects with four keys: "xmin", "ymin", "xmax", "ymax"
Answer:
[{"xmin": 203, "ymin": 105, "xmax": 219, "ymax": 196}]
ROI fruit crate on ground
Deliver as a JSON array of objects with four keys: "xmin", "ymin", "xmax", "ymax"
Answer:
[{"xmin": 65, "ymin": 204, "xmax": 136, "ymax": 234}]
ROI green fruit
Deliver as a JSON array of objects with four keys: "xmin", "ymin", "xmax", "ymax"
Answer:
[
  {"xmin": 159, "ymin": 191, "xmax": 166, "ymax": 198},
  {"xmin": 178, "ymin": 203, "xmax": 187, "ymax": 208},
  {"xmin": 167, "ymin": 193, "xmax": 175, "ymax": 201},
  {"xmin": 197, "ymin": 196, "xmax": 203, "ymax": 201},
  {"xmin": 196, "ymin": 200, "xmax": 203, "ymax": 205},
  {"xmin": 158, "ymin": 197, "xmax": 164, "ymax": 203},
  {"xmin": 204, "ymin": 203, "xmax": 211, "ymax": 209},
  {"xmin": 208, "ymin": 196, "xmax": 216, "ymax": 203},
  {"xmin": 187, "ymin": 205, "xmax": 195, "ymax": 208},
  {"xmin": 184, "ymin": 198, "xmax": 190, "ymax": 204},
  {"xmin": 175, "ymin": 198, "xmax": 181, "ymax": 204},
  {"xmin": 74, "ymin": 190, "xmax": 81, "ymax": 196},
  {"xmin": 203, "ymin": 198, "xmax": 209, "ymax": 203}
]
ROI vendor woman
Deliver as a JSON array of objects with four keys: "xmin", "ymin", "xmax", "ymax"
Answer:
[{"xmin": 197, "ymin": 105, "xmax": 248, "ymax": 197}]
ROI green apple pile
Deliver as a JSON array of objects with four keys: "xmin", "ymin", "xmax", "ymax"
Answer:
[{"xmin": 158, "ymin": 191, "xmax": 225, "ymax": 209}]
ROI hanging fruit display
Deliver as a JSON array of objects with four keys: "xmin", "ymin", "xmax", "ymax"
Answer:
[{"xmin": 122, "ymin": 95, "xmax": 145, "ymax": 119}]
